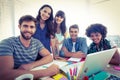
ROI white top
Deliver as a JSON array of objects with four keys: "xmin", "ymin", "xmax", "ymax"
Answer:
[
  {"xmin": 72, "ymin": 42, "xmax": 76, "ymax": 52},
  {"xmin": 55, "ymin": 32, "xmax": 64, "ymax": 49}
]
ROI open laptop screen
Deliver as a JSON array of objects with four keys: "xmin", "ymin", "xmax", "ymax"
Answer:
[{"xmin": 78, "ymin": 48, "xmax": 116, "ymax": 79}]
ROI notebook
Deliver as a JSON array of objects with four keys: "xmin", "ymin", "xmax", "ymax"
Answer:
[{"xmin": 31, "ymin": 60, "xmax": 69, "ymax": 80}]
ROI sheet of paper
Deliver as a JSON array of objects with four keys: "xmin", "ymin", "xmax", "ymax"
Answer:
[
  {"xmin": 43, "ymin": 60, "xmax": 68, "ymax": 68},
  {"xmin": 31, "ymin": 60, "xmax": 68, "ymax": 71},
  {"xmin": 68, "ymin": 57, "xmax": 81, "ymax": 62},
  {"xmin": 31, "ymin": 65, "xmax": 46, "ymax": 71}
]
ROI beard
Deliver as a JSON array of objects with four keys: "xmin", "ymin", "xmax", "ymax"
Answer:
[{"xmin": 20, "ymin": 31, "xmax": 32, "ymax": 40}]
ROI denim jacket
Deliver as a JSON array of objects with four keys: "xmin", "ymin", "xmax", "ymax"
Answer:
[{"xmin": 60, "ymin": 37, "xmax": 88, "ymax": 57}]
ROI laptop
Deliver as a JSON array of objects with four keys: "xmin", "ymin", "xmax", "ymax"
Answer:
[{"xmin": 77, "ymin": 48, "xmax": 117, "ymax": 79}]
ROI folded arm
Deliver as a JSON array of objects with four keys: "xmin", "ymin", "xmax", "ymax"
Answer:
[
  {"xmin": 19, "ymin": 48, "xmax": 53, "ymax": 70},
  {"xmin": 62, "ymin": 46, "xmax": 86, "ymax": 58},
  {"xmin": 0, "ymin": 56, "xmax": 59, "ymax": 80}
]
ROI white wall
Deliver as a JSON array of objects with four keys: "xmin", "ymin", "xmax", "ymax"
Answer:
[
  {"xmin": 0, "ymin": 0, "xmax": 120, "ymax": 43},
  {"xmin": 0, "ymin": 0, "xmax": 15, "ymax": 41},
  {"xmin": 89, "ymin": 0, "xmax": 120, "ymax": 35}
]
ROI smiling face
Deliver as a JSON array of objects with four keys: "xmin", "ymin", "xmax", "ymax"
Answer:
[
  {"xmin": 90, "ymin": 32, "xmax": 102, "ymax": 45},
  {"xmin": 55, "ymin": 16, "xmax": 64, "ymax": 25},
  {"xmin": 19, "ymin": 21, "xmax": 36, "ymax": 40},
  {"xmin": 69, "ymin": 28, "xmax": 79, "ymax": 42},
  {"xmin": 40, "ymin": 7, "xmax": 51, "ymax": 21}
]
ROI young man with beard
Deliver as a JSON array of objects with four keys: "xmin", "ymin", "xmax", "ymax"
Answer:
[
  {"xmin": 0, "ymin": 15, "xmax": 59, "ymax": 80},
  {"xmin": 59, "ymin": 24, "xmax": 88, "ymax": 58}
]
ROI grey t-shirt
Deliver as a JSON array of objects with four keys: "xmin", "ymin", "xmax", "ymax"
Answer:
[{"xmin": 0, "ymin": 36, "xmax": 44, "ymax": 69}]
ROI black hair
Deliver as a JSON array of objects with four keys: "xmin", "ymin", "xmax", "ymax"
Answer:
[
  {"xmin": 69, "ymin": 24, "xmax": 79, "ymax": 31},
  {"xmin": 54, "ymin": 10, "xmax": 66, "ymax": 36},
  {"xmin": 36, "ymin": 4, "xmax": 54, "ymax": 38},
  {"xmin": 86, "ymin": 23, "xmax": 107, "ymax": 38},
  {"xmin": 19, "ymin": 15, "xmax": 36, "ymax": 25}
]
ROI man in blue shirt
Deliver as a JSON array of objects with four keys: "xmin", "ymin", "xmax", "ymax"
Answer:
[
  {"xmin": 60, "ymin": 24, "xmax": 88, "ymax": 58},
  {"xmin": 0, "ymin": 15, "xmax": 59, "ymax": 80}
]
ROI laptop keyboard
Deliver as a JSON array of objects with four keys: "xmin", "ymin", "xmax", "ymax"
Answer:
[{"xmin": 106, "ymin": 75, "xmax": 120, "ymax": 80}]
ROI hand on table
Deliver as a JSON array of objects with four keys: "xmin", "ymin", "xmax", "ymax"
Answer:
[
  {"xmin": 18, "ymin": 64, "xmax": 34, "ymax": 70},
  {"xmin": 47, "ymin": 64, "xmax": 60, "ymax": 76}
]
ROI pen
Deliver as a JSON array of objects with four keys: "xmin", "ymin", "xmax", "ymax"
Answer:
[
  {"xmin": 73, "ymin": 67, "xmax": 76, "ymax": 76},
  {"xmin": 75, "ymin": 66, "xmax": 77, "ymax": 76},
  {"xmin": 67, "ymin": 72, "xmax": 71, "ymax": 80},
  {"xmin": 73, "ymin": 66, "xmax": 77, "ymax": 80},
  {"xmin": 69, "ymin": 68, "xmax": 73, "ymax": 80},
  {"xmin": 69, "ymin": 68, "xmax": 72, "ymax": 76}
]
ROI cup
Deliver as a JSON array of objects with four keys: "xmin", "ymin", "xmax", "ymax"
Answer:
[{"xmin": 15, "ymin": 74, "xmax": 33, "ymax": 80}]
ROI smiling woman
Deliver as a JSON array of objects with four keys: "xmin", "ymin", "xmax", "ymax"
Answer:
[
  {"xmin": 32, "ymin": 4, "xmax": 54, "ymax": 57},
  {"xmin": 86, "ymin": 23, "xmax": 111, "ymax": 53}
]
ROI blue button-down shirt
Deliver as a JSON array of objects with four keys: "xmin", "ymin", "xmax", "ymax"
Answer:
[{"xmin": 60, "ymin": 37, "xmax": 88, "ymax": 57}]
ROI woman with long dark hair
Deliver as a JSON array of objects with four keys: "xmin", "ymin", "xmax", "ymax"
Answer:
[
  {"xmin": 33, "ymin": 4, "xmax": 54, "ymax": 60},
  {"xmin": 51, "ymin": 10, "xmax": 67, "ymax": 59}
]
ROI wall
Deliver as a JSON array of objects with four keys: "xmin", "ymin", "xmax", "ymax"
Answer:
[
  {"xmin": 89, "ymin": 0, "xmax": 120, "ymax": 35},
  {"xmin": 0, "ymin": 0, "xmax": 120, "ymax": 43},
  {"xmin": 14, "ymin": 0, "xmax": 88, "ymax": 37},
  {"xmin": 0, "ymin": 0, "xmax": 14, "ymax": 41}
]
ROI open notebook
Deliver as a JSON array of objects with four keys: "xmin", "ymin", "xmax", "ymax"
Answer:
[
  {"xmin": 31, "ymin": 60, "xmax": 69, "ymax": 80},
  {"xmin": 60, "ymin": 48, "xmax": 116, "ymax": 80},
  {"xmin": 31, "ymin": 60, "xmax": 68, "ymax": 71}
]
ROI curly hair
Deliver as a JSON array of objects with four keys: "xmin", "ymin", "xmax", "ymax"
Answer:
[
  {"xmin": 86, "ymin": 23, "xmax": 107, "ymax": 38},
  {"xmin": 54, "ymin": 10, "xmax": 66, "ymax": 36},
  {"xmin": 36, "ymin": 4, "xmax": 54, "ymax": 38}
]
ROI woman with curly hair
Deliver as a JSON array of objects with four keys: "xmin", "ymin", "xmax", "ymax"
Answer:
[
  {"xmin": 86, "ymin": 23, "xmax": 120, "ymax": 65},
  {"xmin": 86, "ymin": 23, "xmax": 111, "ymax": 53}
]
